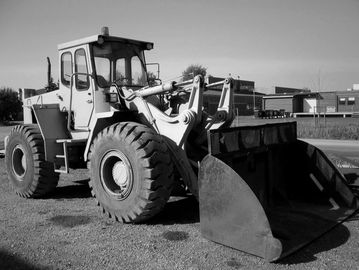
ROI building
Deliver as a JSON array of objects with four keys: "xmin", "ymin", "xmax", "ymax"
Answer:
[
  {"xmin": 315, "ymin": 92, "xmax": 337, "ymax": 113},
  {"xmin": 275, "ymin": 86, "xmax": 311, "ymax": 94},
  {"xmin": 300, "ymin": 91, "xmax": 359, "ymax": 114},
  {"xmin": 262, "ymin": 92, "xmax": 319, "ymax": 114},
  {"xmin": 333, "ymin": 91, "xmax": 359, "ymax": 113},
  {"xmin": 352, "ymin": 84, "xmax": 359, "ymax": 91},
  {"xmin": 262, "ymin": 90, "xmax": 359, "ymax": 116}
]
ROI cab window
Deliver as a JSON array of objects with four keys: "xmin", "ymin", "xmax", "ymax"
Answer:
[
  {"xmin": 92, "ymin": 42, "xmax": 148, "ymax": 88},
  {"xmin": 115, "ymin": 58, "xmax": 126, "ymax": 82},
  {"xmin": 94, "ymin": 57, "xmax": 110, "ymax": 83},
  {"xmin": 75, "ymin": 49, "xmax": 89, "ymax": 90},
  {"xmin": 61, "ymin": 52, "xmax": 72, "ymax": 87},
  {"xmin": 131, "ymin": 56, "xmax": 146, "ymax": 85}
]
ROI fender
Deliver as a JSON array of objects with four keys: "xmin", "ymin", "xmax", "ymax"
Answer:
[
  {"xmin": 83, "ymin": 111, "xmax": 133, "ymax": 161},
  {"xmin": 29, "ymin": 104, "xmax": 69, "ymax": 162}
]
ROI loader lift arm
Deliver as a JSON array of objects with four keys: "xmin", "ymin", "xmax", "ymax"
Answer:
[{"xmin": 111, "ymin": 75, "xmax": 235, "ymax": 196}]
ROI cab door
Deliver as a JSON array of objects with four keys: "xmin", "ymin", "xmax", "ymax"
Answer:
[{"xmin": 71, "ymin": 46, "xmax": 93, "ymax": 129}]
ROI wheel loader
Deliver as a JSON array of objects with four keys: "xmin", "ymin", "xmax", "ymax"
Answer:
[{"xmin": 4, "ymin": 27, "xmax": 359, "ymax": 261}]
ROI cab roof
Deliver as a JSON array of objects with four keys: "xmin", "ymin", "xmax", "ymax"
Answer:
[{"xmin": 58, "ymin": 34, "xmax": 154, "ymax": 51}]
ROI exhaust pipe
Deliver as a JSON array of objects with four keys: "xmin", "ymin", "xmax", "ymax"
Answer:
[{"xmin": 46, "ymin": 57, "xmax": 51, "ymax": 91}]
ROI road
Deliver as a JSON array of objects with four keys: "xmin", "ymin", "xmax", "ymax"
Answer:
[
  {"xmin": 301, "ymin": 139, "xmax": 359, "ymax": 169},
  {"xmin": 300, "ymin": 139, "xmax": 359, "ymax": 157}
]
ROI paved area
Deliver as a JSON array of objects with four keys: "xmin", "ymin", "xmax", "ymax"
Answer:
[{"xmin": 300, "ymin": 139, "xmax": 359, "ymax": 156}]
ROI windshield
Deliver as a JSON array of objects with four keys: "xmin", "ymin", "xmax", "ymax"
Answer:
[{"xmin": 92, "ymin": 41, "xmax": 148, "ymax": 88}]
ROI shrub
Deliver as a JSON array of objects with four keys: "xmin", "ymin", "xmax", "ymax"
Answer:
[{"xmin": 0, "ymin": 87, "xmax": 22, "ymax": 123}]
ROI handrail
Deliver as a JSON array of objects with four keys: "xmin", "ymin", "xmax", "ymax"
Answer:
[
  {"xmin": 175, "ymin": 79, "xmax": 194, "ymax": 87},
  {"xmin": 205, "ymin": 80, "xmax": 226, "ymax": 89}
]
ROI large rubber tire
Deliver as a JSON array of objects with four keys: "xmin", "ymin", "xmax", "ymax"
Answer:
[
  {"xmin": 88, "ymin": 122, "xmax": 174, "ymax": 223},
  {"xmin": 5, "ymin": 125, "xmax": 59, "ymax": 198}
]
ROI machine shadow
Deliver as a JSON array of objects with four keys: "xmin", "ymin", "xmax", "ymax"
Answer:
[
  {"xmin": 45, "ymin": 179, "xmax": 92, "ymax": 199},
  {"xmin": 146, "ymin": 195, "xmax": 199, "ymax": 225},
  {"xmin": 277, "ymin": 223, "xmax": 351, "ymax": 265},
  {"xmin": 0, "ymin": 249, "xmax": 47, "ymax": 270}
]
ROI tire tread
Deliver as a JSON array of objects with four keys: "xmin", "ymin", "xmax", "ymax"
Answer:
[
  {"xmin": 6, "ymin": 125, "xmax": 59, "ymax": 198},
  {"xmin": 88, "ymin": 122, "xmax": 174, "ymax": 223}
]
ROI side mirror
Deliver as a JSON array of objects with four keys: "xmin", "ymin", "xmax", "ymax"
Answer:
[
  {"xmin": 146, "ymin": 63, "xmax": 161, "ymax": 87},
  {"xmin": 146, "ymin": 63, "xmax": 160, "ymax": 79}
]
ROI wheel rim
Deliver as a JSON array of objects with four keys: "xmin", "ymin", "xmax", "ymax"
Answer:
[
  {"xmin": 12, "ymin": 145, "xmax": 27, "ymax": 179},
  {"xmin": 100, "ymin": 150, "xmax": 133, "ymax": 200}
]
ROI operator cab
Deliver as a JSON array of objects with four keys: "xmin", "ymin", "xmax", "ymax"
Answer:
[
  {"xmin": 92, "ymin": 38, "xmax": 151, "ymax": 90},
  {"xmin": 57, "ymin": 27, "xmax": 154, "ymax": 129}
]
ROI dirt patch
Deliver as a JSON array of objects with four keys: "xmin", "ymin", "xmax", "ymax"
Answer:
[
  {"xmin": 162, "ymin": 230, "xmax": 189, "ymax": 241},
  {"xmin": 48, "ymin": 215, "xmax": 92, "ymax": 228},
  {"xmin": 58, "ymin": 240, "xmax": 72, "ymax": 246},
  {"xmin": 226, "ymin": 258, "xmax": 243, "ymax": 269}
]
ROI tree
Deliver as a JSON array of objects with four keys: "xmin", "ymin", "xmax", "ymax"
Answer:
[
  {"xmin": 182, "ymin": 64, "xmax": 207, "ymax": 81},
  {"xmin": 0, "ymin": 87, "xmax": 22, "ymax": 123}
]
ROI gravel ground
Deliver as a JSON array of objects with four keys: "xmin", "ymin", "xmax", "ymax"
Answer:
[{"xmin": 1, "ymin": 157, "xmax": 359, "ymax": 270}]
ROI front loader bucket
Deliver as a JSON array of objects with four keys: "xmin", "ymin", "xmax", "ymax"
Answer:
[{"xmin": 199, "ymin": 122, "xmax": 358, "ymax": 261}]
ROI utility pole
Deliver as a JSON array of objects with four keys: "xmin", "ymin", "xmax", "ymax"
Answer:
[
  {"xmin": 318, "ymin": 69, "xmax": 321, "ymax": 92},
  {"xmin": 253, "ymin": 87, "xmax": 256, "ymax": 116},
  {"xmin": 317, "ymin": 69, "xmax": 321, "ymax": 115}
]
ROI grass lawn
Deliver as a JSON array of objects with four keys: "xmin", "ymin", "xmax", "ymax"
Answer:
[
  {"xmin": 296, "ymin": 117, "xmax": 359, "ymax": 140},
  {"xmin": 234, "ymin": 116, "xmax": 359, "ymax": 140}
]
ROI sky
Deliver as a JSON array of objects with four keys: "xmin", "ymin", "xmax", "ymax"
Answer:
[{"xmin": 0, "ymin": 0, "xmax": 358, "ymax": 94}]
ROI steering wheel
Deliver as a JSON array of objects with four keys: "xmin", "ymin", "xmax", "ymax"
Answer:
[{"xmin": 114, "ymin": 75, "xmax": 130, "ymax": 85}]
